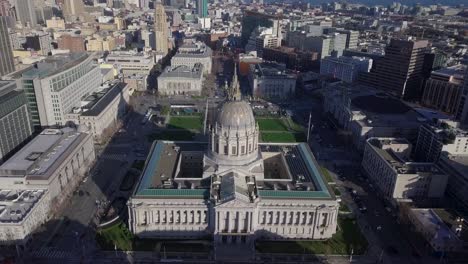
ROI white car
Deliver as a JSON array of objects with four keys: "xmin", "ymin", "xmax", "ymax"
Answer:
[{"xmin": 376, "ymin": 226, "xmax": 382, "ymax": 231}]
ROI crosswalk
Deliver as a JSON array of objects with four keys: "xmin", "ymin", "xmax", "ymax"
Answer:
[
  {"xmin": 31, "ymin": 247, "xmax": 81, "ymax": 262},
  {"xmin": 101, "ymin": 153, "xmax": 127, "ymax": 161}
]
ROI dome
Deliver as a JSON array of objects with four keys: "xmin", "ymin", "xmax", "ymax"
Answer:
[{"xmin": 217, "ymin": 101, "xmax": 256, "ymax": 129}]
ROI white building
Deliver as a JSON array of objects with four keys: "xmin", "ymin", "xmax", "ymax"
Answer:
[
  {"xmin": 320, "ymin": 56, "xmax": 372, "ymax": 83},
  {"xmin": 171, "ymin": 40, "xmax": 212, "ymax": 74},
  {"xmin": 362, "ymin": 137, "xmax": 448, "ymax": 201},
  {"xmin": 20, "ymin": 53, "xmax": 102, "ymax": 128},
  {"xmin": 128, "ymin": 74, "xmax": 338, "ymax": 258},
  {"xmin": 157, "ymin": 63, "xmax": 204, "ymax": 96},
  {"xmin": 245, "ymin": 26, "xmax": 282, "ymax": 58},
  {"xmin": 106, "ymin": 51, "xmax": 156, "ymax": 76},
  {"xmin": 248, "ymin": 63, "xmax": 296, "ymax": 99},
  {"xmin": 65, "ymin": 82, "xmax": 130, "ymax": 143},
  {"xmin": 0, "ymin": 189, "xmax": 50, "ymax": 245},
  {"xmin": 0, "ymin": 128, "xmax": 95, "ymax": 244}
]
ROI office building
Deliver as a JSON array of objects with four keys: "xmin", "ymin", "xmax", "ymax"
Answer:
[
  {"xmin": 262, "ymin": 47, "xmax": 319, "ymax": 72},
  {"xmin": 20, "ymin": 53, "xmax": 102, "ymax": 129},
  {"xmin": 14, "ymin": 0, "xmax": 37, "ymax": 27},
  {"xmin": 245, "ymin": 25, "xmax": 281, "ymax": 57},
  {"xmin": 141, "ymin": 30, "xmax": 155, "ymax": 49},
  {"xmin": 323, "ymin": 83, "xmax": 425, "ymax": 150},
  {"xmin": 248, "ymin": 62, "xmax": 297, "ymax": 99},
  {"xmin": 421, "ymin": 64, "xmax": 465, "ymax": 116},
  {"xmin": 362, "ymin": 137, "xmax": 448, "ymax": 200},
  {"xmin": 106, "ymin": 51, "xmax": 156, "ymax": 76},
  {"xmin": 128, "ymin": 79, "xmax": 338, "ymax": 255},
  {"xmin": 287, "ymin": 31, "xmax": 347, "ymax": 59},
  {"xmin": 320, "ymin": 56, "xmax": 373, "ymax": 83},
  {"xmin": 45, "ymin": 17, "xmax": 65, "ymax": 29},
  {"xmin": 336, "ymin": 29, "xmax": 358, "ymax": 49},
  {"xmin": 0, "ymin": 16, "xmax": 14, "ymax": 77},
  {"xmin": 66, "ymin": 82, "xmax": 130, "ymax": 143},
  {"xmin": 171, "ymin": 40, "xmax": 212, "ymax": 74},
  {"xmin": 154, "ymin": 0, "xmax": 169, "ymax": 56},
  {"xmin": 57, "ymin": 34, "xmax": 86, "ymax": 53},
  {"xmin": 359, "ymin": 39, "xmax": 429, "ymax": 100},
  {"xmin": 0, "ymin": 81, "xmax": 33, "ymax": 163},
  {"xmin": 62, "ymin": 0, "xmax": 85, "ymax": 22},
  {"xmin": 197, "ymin": 0, "xmax": 207, "ymax": 17},
  {"xmin": 0, "ymin": 0, "xmax": 12, "ymax": 17},
  {"xmin": 438, "ymin": 152, "xmax": 468, "ymax": 215},
  {"xmin": 86, "ymin": 36, "xmax": 116, "ymax": 52},
  {"xmin": 457, "ymin": 62, "xmax": 468, "ymax": 127},
  {"xmin": 415, "ymin": 121, "xmax": 468, "ymax": 163},
  {"xmin": 0, "ymin": 128, "xmax": 95, "ymax": 244},
  {"xmin": 157, "ymin": 63, "xmax": 204, "ymax": 96}
]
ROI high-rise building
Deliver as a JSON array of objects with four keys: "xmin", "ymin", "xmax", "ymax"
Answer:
[
  {"xmin": 458, "ymin": 60, "xmax": 468, "ymax": 128},
  {"xmin": 14, "ymin": 0, "xmax": 37, "ymax": 27},
  {"xmin": 359, "ymin": 39, "xmax": 429, "ymax": 100},
  {"xmin": 320, "ymin": 56, "xmax": 373, "ymax": 83},
  {"xmin": 62, "ymin": 0, "xmax": 85, "ymax": 22},
  {"xmin": 197, "ymin": 0, "xmax": 207, "ymax": 17},
  {"xmin": 0, "ymin": 0, "xmax": 14, "ymax": 17},
  {"xmin": 0, "ymin": 16, "xmax": 14, "ymax": 77},
  {"xmin": 154, "ymin": 0, "xmax": 169, "ymax": 56},
  {"xmin": 336, "ymin": 29, "xmax": 358, "ymax": 50},
  {"xmin": 0, "ymin": 81, "xmax": 34, "ymax": 163},
  {"xmin": 20, "ymin": 53, "xmax": 102, "ymax": 129},
  {"xmin": 421, "ymin": 64, "xmax": 465, "ymax": 116}
]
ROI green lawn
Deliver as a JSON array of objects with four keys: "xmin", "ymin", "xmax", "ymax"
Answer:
[
  {"xmin": 96, "ymin": 221, "xmax": 134, "ymax": 251},
  {"xmin": 167, "ymin": 116, "xmax": 203, "ymax": 131},
  {"xmin": 321, "ymin": 167, "xmax": 334, "ymax": 183},
  {"xmin": 333, "ymin": 186, "xmax": 341, "ymax": 196},
  {"xmin": 261, "ymin": 132, "xmax": 306, "ymax": 143},
  {"xmin": 339, "ymin": 202, "xmax": 351, "ymax": 212},
  {"xmin": 257, "ymin": 118, "xmax": 289, "ymax": 132},
  {"xmin": 148, "ymin": 131, "xmax": 195, "ymax": 141},
  {"xmin": 256, "ymin": 218, "xmax": 368, "ymax": 255}
]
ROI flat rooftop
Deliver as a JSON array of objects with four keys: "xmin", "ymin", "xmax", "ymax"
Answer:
[
  {"xmin": 159, "ymin": 64, "xmax": 203, "ymax": 79},
  {"xmin": 0, "ymin": 189, "xmax": 47, "ymax": 223},
  {"xmin": 432, "ymin": 64, "xmax": 466, "ymax": 80},
  {"xmin": 0, "ymin": 128, "xmax": 86, "ymax": 178},
  {"xmin": 173, "ymin": 41, "xmax": 212, "ymax": 58},
  {"xmin": 133, "ymin": 141, "xmax": 332, "ymax": 200},
  {"xmin": 80, "ymin": 82, "xmax": 128, "ymax": 117},
  {"xmin": 252, "ymin": 63, "xmax": 296, "ymax": 79},
  {"xmin": 325, "ymin": 84, "xmax": 425, "ymax": 128},
  {"xmin": 368, "ymin": 138, "xmax": 443, "ymax": 175},
  {"xmin": 21, "ymin": 53, "xmax": 88, "ymax": 79}
]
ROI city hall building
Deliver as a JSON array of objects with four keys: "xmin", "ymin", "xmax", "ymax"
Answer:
[{"xmin": 128, "ymin": 73, "xmax": 338, "ymax": 250}]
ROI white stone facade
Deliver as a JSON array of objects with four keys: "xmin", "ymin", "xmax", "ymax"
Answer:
[
  {"xmin": 0, "ymin": 128, "xmax": 96, "ymax": 244},
  {"xmin": 362, "ymin": 137, "xmax": 448, "ymax": 200},
  {"xmin": 66, "ymin": 83, "xmax": 130, "ymax": 143},
  {"xmin": 157, "ymin": 64, "xmax": 204, "ymax": 96},
  {"xmin": 128, "ymin": 75, "xmax": 338, "ymax": 252}
]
